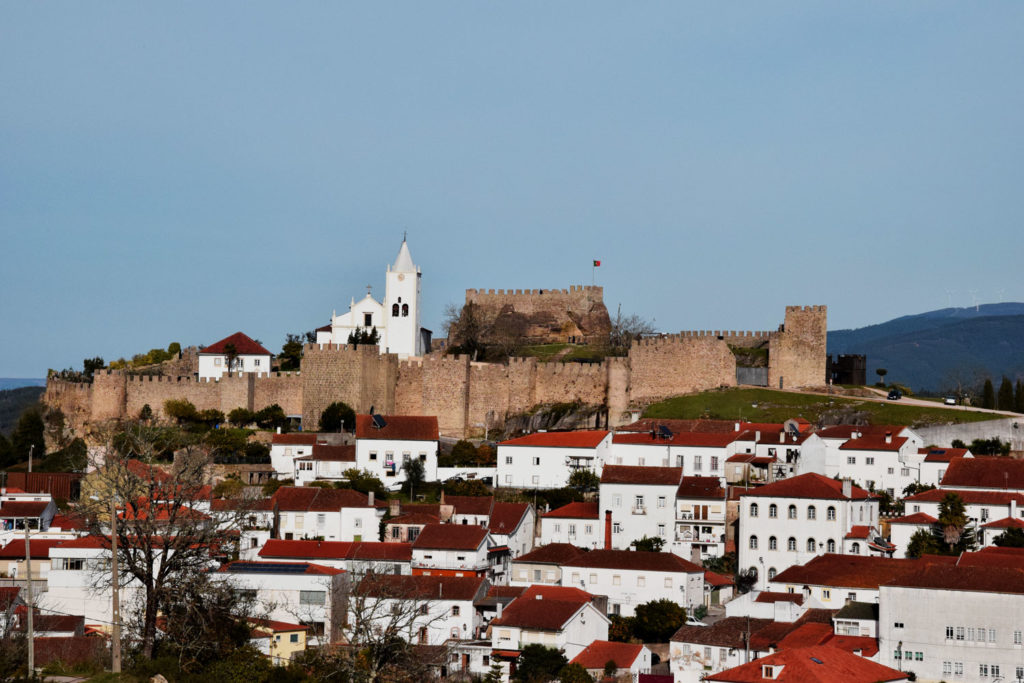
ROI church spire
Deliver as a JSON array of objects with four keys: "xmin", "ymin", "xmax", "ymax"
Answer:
[{"xmin": 391, "ymin": 236, "xmax": 416, "ymax": 273}]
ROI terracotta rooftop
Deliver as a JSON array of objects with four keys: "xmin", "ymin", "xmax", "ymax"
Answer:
[
  {"xmin": 920, "ymin": 447, "xmax": 969, "ymax": 462},
  {"xmin": 981, "ymin": 516, "xmax": 1024, "ymax": 529},
  {"xmin": 355, "ymin": 574, "xmax": 485, "ymax": 601},
  {"xmin": 705, "ymin": 570, "xmax": 735, "ymax": 587},
  {"xmin": 387, "ymin": 512, "xmax": 440, "ymax": 525},
  {"xmin": 940, "ymin": 456, "xmax": 1024, "ymax": 490},
  {"xmin": 249, "ymin": 618, "xmax": 308, "ymax": 633},
  {"xmin": 0, "ymin": 501, "xmax": 51, "ymax": 517},
  {"xmin": 563, "ymin": 549, "xmax": 703, "ymax": 573},
  {"xmin": 755, "ymin": 591, "xmax": 804, "ymax": 605},
  {"xmin": 412, "ymin": 523, "xmax": 488, "ymax": 551},
  {"xmin": 600, "ymin": 465, "xmax": 682, "ymax": 486},
  {"xmin": 740, "ymin": 473, "xmax": 873, "ymax": 501},
  {"xmin": 543, "ymin": 501, "xmax": 599, "ymax": 519},
  {"xmin": 774, "ymin": 622, "xmax": 834, "ymax": 649},
  {"xmin": 884, "ymin": 563, "xmax": 1024, "ymax": 594},
  {"xmin": 569, "ymin": 640, "xmax": 643, "ymax": 670},
  {"xmin": 0, "ymin": 539, "xmax": 65, "ymax": 559},
  {"xmin": 490, "ymin": 585, "xmax": 595, "ymax": 631},
  {"xmin": 844, "ymin": 525, "xmax": 871, "ymax": 539},
  {"xmin": 887, "ymin": 512, "xmax": 937, "ymax": 525},
  {"xmin": 499, "ymin": 430, "xmax": 610, "ymax": 449},
  {"xmin": 671, "ymin": 616, "xmax": 773, "ymax": 647},
  {"xmin": 355, "ymin": 414, "xmax": 439, "ymax": 441},
  {"xmin": 612, "ymin": 431, "xmax": 739, "ymax": 448},
  {"xmin": 304, "ymin": 444, "xmax": 356, "ymax": 462},
  {"xmin": 220, "ymin": 560, "xmax": 344, "ymax": 576},
  {"xmin": 271, "ymin": 486, "xmax": 373, "ymax": 511},
  {"xmin": 201, "ymin": 332, "xmax": 272, "ymax": 356},
  {"xmin": 677, "ymin": 476, "xmax": 726, "ymax": 499},
  {"xmin": 771, "ymin": 554, "xmax": 954, "ymax": 590},
  {"xmin": 271, "ymin": 433, "xmax": 319, "ymax": 445},
  {"xmin": 816, "ymin": 425, "xmax": 906, "ymax": 440},
  {"xmin": 748, "ymin": 610, "xmax": 837, "ymax": 651},
  {"xmin": 705, "ymin": 646, "xmax": 906, "ymax": 682},
  {"xmin": 514, "ymin": 543, "xmax": 587, "ymax": 565},
  {"xmin": 839, "ymin": 435, "xmax": 908, "ymax": 452},
  {"xmin": 259, "ymin": 539, "xmax": 412, "ymax": 562},
  {"xmin": 446, "ymin": 495, "xmax": 494, "ymax": 516},
  {"xmin": 904, "ymin": 488, "xmax": 1024, "ymax": 505},
  {"xmin": 825, "ymin": 634, "xmax": 879, "ymax": 657},
  {"xmin": 956, "ymin": 547, "xmax": 1024, "ymax": 570},
  {"xmin": 488, "ymin": 502, "xmax": 530, "ymax": 534}
]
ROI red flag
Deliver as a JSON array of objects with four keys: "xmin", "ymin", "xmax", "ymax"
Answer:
[{"xmin": 593, "ymin": 260, "xmax": 601, "ymax": 267}]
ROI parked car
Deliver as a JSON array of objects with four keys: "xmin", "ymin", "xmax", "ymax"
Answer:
[
  {"xmin": 944, "ymin": 396, "xmax": 957, "ymax": 405},
  {"xmin": 887, "ymin": 389, "xmax": 902, "ymax": 401},
  {"xmin": 685, "ymin": 616, "xmax": 707, "ymax": 627}
]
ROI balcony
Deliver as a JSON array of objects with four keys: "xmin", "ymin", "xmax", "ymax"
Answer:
[{"xmin": 632, "ymin": 506, "xmax": 646, "ymax": 516}]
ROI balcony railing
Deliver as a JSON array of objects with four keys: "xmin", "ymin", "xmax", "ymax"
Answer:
[{"xmin": 632, "ymin": 507, "xmax": 646, "ymax": 515}]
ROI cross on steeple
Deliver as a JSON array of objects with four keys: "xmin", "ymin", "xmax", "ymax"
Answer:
[
  {"xmin": 403, "ymin": 229, "xmax": 407, "ymax": 242},
  {"xmin": 366, "ymin": 284, "xmax": 373, "ymax": 296}
]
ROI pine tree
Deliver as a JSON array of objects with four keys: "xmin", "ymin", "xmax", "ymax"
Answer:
[
  {"xmin": 982, "ymin": 379, "xmax": 996, "ymax": 409},
  {"xmin": 1015, "ymin": 380, "xmax": 1024, "ymax": 414},
  {"xmin": 998, "ymin": 376, "xmax": 1014, "ymax": 411}
]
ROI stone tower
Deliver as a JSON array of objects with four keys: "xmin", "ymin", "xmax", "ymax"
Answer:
[{"xmin": 384, "ymin": 237, "xmax": 424, "ymax": 357}]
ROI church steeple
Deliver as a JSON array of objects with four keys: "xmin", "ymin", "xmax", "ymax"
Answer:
[{"xmin": 391, "ymin": 237, "xmax": 416, "ymax": 273}]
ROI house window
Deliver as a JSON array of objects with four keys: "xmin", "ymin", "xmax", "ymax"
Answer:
[
  {"xmin": 637, "ymin": 576, "xmax": 645, "ymax": 587},
  {"xmin": 888, "ymin": 467, "xmax": 894, "ymax": 474},
  {"xmin": 676, "ymin": 455, "xmax": 684, "ymax": 467},
  {"xmin": 504, "ymin": 475, "xmax": 512, "ymax": 484},
  {"xmin": 851, "ymin": 543, "xmax": 860, "ymax": 554},
  {"xmin": 768, "ymin": 536, "xmax": 778, "ymax": 550},
  {"xmin": 664, "ymin": 577, "xmax": 672, "ymax": 588},
  {"xmin": 532, "ymin": 475, "xmax": 540, "ymax": 485},
  {"xmin": 711, "ymin": 456, "xmax": 719, "ymax": 471},
  {"xmin": 749, "ymin": 535, "xmax": 758, "ymax": 549},
  {"xmin": 317, "ymin": 514, "xmax": 326, "ymax": 528},
  {"xmin": 901, "ymin": 468, "xmax": 910, "ymax": 477},
  {"xmin": 364, "ymin": 313, "xmax": 373, "ymax": 327},
  {"xmin": 658, "ymin": 496, "xmax": 666, "ymax": 508},
  {"xmin": 635, "ymin": 495, "xmax": 645, "ymax": 510},
  {"xmin": 612, "ymin": 522, "xmax": 622, "ymax": 534},
  {"xmin": 532, "ymin": 457, "xmax": 540, "ymax": 466},
  {"xmin": 613, "ymin": 575, "xmax": 621, "ymax": 586},
  {"xmin": 590, "ymin": 573, "xmax": 597, "ymax": 583},
  {"xmin": 750, "ymin": 503, "xmax": 759, "ymax": 517},
  {"xmin": 827, "ymin": 506, "xmax": 836, "ymax": 520},
  {"xmin": 452, "ymin": 605, "xmax": 460, "ymax": 616},
  {"xmin": 822, "ymin": 589, "xmax": 831, "ymax": 600},
  {"xmin": 954, "ymin": 662, "xmax": 962, "ymax": 676},
  {"xmin": 956, "ymin": 627, "xmax": 965, "ymax": 641},
  {"xmin": 981, "ymin": 508, "xmax": 989, "ymax": 521},
  {"xmin": 979, "ymin": 664, "xmax": 988, "ymax": 678},
  {"xmin": 946, "ymin": 626, "xmax": 954, "ymax": 640},
  {"xmin": 402, "ymin": 303, "xmax": 409, "ymax": 317},
  {"xmin": 807, "ymin": 506, "xmax": 816, "ymax": 520},
  {"xmin": 694, "ymin": 455, "xmax": 702, "ymax": 471},
  {"xmin": 768, "ymin": 567, "xmax": 777, "ymax": 580},
  {"xmin": 1014, "ymin": 630, "xmax": 1022, "ymax": 645},
  {"xmin": 827, "ymin": 539, "xmax": 836, "ymax": 553},
  {"xmin": 806, "ymin": 538, "xmax": 816, "ymax": 552},
  {"xmin": 787, "ymin": 537, "xmax": 797, "ymax": 551},
  {"xmin": 392, "ymin": 303, "xmax": 400, "ymax": 316},
  {"xmin": 847, "ymin": 456, "xmax": 855, "ymax": 465},
  {"xmin": 300, "ymin": 591, "xmax": 326, "ymax": 606},
  {"xmin": 533, "ymin": 570, "xmax": 541, "ymax": 581},
  {"xmin": 568, "ymin": 524, "xmax": 576, "ymax": 536},
  {"xmin": 290, "ymin": 633, "xmax": 299, "ymax": 643},
  {"xmin": 768, "ymin": 504, "xmax": 778, "ymax": 518},
  {"xmin": 408, "ymin": 527, "xmax": 419, "ymax": 541},
  {"xmin": 585, "ymin": 524, "xmax": 593, "ymax": 535},
  {"xmin": 215, "ymin": 357, "xmax": 223, "ymax": 366},
  {"xmin": 866, "ymin": 456, "xmax": 874, "ymax": 465},
  {"xmin": 391, "ymin": 526, "xmax": 400, "ymax": 539},
  {"xmin": 370, "ymin": 452, "xmax": 378, "ymax": 460},
  {"xmin": 788, "ymin": 505, "xmax": 797, "ymax": 519},
  {"xmin": 614, "ymin": 495, "xmax": 622, "ymax": 507},
  {"xmin": 943, "ymin": 662, "xmax": 952, "ymax": 676},
  {"xmin": 658, "ymin": 524, "xmax": 666, "ymax": 536}
]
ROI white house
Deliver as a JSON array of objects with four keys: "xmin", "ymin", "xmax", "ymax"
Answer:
[
  {"xmin": 815, "ymin": 425, "xmax": 922, "ymax": 482},
  {"xmin": 610, "ymin": 431, "xmax": 735, "ymax": 479},
  {"xmin": 539, "ymin": 502, "xmax": 601, "ymax": 548},
  {"xmin": 918, "ymin": 447, "xmax": 971, "ymax": 487},
  {"xmin": 895, "ymin": 488, "xmax": 1024, "ymax": 556},
  {"xmin": 836, "ymin": 432, "xmax": 921, "ymax": 498},
  {"xmin": 510, "ymin": 543, "xmax": 588, "ymax": 587},
  {"xmin": 351, "ymin": 573, "xmax": 487, "ymax": 645},
  {"xmin": 487, "ymin": 502, "xmax": 535, "ymax": 559},
  {"xmin": 411, "ymin": 523, "xmax": 491, "ymax": 579},
  {"xmin": 293, "ymin": 445, "xmax": 356, "ymax": 486},
  {"xmin": 938, "ymin": 456, "xmax": 1024, "ymax": 493},
  {"xmin": 879, "ymin": 563, "xmax": 1024, "ymax": 683},
  {"xmin": 257, "ymin": 538, "xmax": 413, "ymax": 575},
  {"xmin": 216, "ymin": 560, "xmax": 346, "ymax": 644},
  {"xmin": 738, "ymin": 473, "xmax": 881, "ymax": 589},
  {"xmin": 705, "ymin": 646, "xmax": 908, "ymax": 683},
  {"xmin": 675, "ymin": 476, "xmax": 728, "ymax": 561},
  {"xmin": 315, "ymin": 238, "xmax": 428, "ymax": 358},
  {"xmin": 599, "ymin": 465, "xmax": 682, "ymax": 551},
  {"xmin": 562, "ymin": 548, "xmax": 705, "ymax": 616},
  {"xmin": 270, "ymin": 433, "xmax": 318, "ymax": 478},
  {"xmin": 354, "ymin": 414, "xmax": 439, "ymax": 487},
  {"xmin": 272, "ymin": 486, "xmax": 381, "ymax": 543},
  {"xmin": 496, "ymin": 431, "xmax": 612, "ymax": 490},
  {"xmin": 489, "ymin": 585, "xmax": 609, "ymax": 665},
  {"xmin": 198, "ymin": 332, "xmax": 273, "ymax": 380},
  {"xmin": 569, "ymin": 640, "xmax": 651, "ymax": 680}
]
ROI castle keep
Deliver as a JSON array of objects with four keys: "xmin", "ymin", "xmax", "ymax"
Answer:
[
  {"xmin": 457, "ymin": 285, "xmax": 612, "ymax": 345},
  {"xmin": 46, "ymin": 306, "xmax": 827, "ymax": 439}
]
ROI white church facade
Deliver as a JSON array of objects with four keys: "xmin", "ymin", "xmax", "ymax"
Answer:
[{"xmin": 315, "ymin": 238, "xmax": 430, "ymax": 358}]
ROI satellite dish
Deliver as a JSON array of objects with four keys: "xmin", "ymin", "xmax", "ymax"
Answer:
[
  {"xmin": 658, "ymin": 425, "xmax": 673, "ymax": 440},
  {"xmin": 372, "ymin": 414, "xmax": 387, "ymax": 429}
]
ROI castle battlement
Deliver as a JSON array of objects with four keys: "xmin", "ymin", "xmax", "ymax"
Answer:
[
  {"xmin": 786, "ymin": 305, "xmax": 827, "ymax": 313},
  {"xmin": 466, "ymin": 285, "xmax": 602, "ymax": 299}
]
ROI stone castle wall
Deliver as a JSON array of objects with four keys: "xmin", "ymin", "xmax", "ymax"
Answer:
[
  {"xmin": 47, "ymin": 306, "xmax": 826, "ymax": 438},
  {"xmin": 460, "ymin": 284, "xmax": 612, "ymax": 345},
  {"xmin": 465, "ymin": 285, "xmax": 604, "ymax": 315}
]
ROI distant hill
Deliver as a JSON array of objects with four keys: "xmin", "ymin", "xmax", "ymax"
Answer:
[
  {"xmin": 0, "ymin": 386, "xmax": 45, "ymax": 436},
  {"xmin": 829, "ymin": 304, "xmax": 1024, "ymax": 392},
  {"xmin": 0, "ymin": 378, "xmax": 46, "ymax": 391}
]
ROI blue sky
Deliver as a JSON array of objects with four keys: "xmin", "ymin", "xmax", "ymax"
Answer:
[{"xmin": 2, "ymin": 3, "xmax": 1023, "ymax": 377}]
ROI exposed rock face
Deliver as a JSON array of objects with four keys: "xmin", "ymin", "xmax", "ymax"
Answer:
[{"xmin": 455, "ymin": 285, "xmax": 612, "ymax": 346}]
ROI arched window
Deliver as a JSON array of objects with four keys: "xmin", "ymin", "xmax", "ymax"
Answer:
[
  {"xmin": 392, "ymin": 303, "xmax": 400, "ymax": 317},
  {"xmin": 787, "ymin": 537, "xmax": 797, "ymax": 551},
  {"xmin": 769, "ymin": 536, "xmax": 778, "ymax": 550},
  {"xmin": 402, "ymin": 303, "xmax": 409, "ymax": 317},
  {"xmin": 788, "ymin": 505, "xmax": 797, "ymax": 519},
  {"xmin": 807, "ymin": 505, "xmax": 817, "ymax": 520},
  {"xmin": 827, "ymin": 539, "xmax": 836, "ymax": 553},
  {"xmin": 807, "ymin": 538, "xmax": 816, "ymax": 553},
  {"xmin": 827, "ymin": 506, "xmax": 837, "ymax": 521},
  {"xmin": 750, "ymin": 503, "xmax": 759, "ymax": 518},
  {"xmin": 851, "ymin": 542, "xmax": 861, "ymax": 554},
  {"xmin": 769, "ymin": 504, "xmax": 778, "ymax": 518},
  {"xmin": 768, "ymin": 567, "xmax": 777, "ymax": 580},
  {"xmin": 749, "ymin": 535, "xmax": 758, "ymax": 549}
]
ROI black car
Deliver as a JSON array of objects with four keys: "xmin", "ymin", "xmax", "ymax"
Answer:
[{"xmin": 887, "ymin": 389, "xmax": 902, "ymax": 400}]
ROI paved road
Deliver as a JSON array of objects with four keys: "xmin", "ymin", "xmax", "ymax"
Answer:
[{"xmin": 767, "ymin": 385, "xmax": 1021, "ymax": 418}]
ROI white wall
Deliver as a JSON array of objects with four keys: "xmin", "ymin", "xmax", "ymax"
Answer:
[
  {"xmin": 567, "ymin": 564, "xmax": 703, "ymax": 615},
  {"xmin": 540, "ymin": 516, "xmax": 602, "ymax": 549},
  {"xmin": 600, "ymin": 482, "xmax": 678, "ymax": 550},
  {"xmin": 198, "ymin": 353, "xmax": 271, "ymax": 380},
  {"xmin": 497, "ymin": 436, "xmax": 612, "ymax": 489},
  {"xmin": 355, "ymin": 438, "xmax": 439, "ymax": 485}
]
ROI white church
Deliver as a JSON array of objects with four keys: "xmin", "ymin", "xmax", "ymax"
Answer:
[{"xmin": 315, "ymin": 238, "xmax": 430, "ymax": 358}]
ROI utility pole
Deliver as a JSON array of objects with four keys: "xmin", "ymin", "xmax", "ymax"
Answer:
[
  {"xmin": 111, "ymin": 495, "xmax": 121, "ymax": 673},
  {"xmin": 25, "ymin": 521, "xmax": 35, "ymax": 675},
  {"xmin": 28, "ymin": 444, "xmax": 34, "ymax": 473}
]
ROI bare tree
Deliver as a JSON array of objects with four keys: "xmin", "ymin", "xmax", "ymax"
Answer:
[
  {"xmin": 608, "ymin": 306, "xmax": 656, "ymax": 353},
  {"xmin": 79, "ymin": 423, "xmax": 252, "ymax": 659}
]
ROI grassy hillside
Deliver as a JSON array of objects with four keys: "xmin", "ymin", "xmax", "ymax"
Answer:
[{"xmin": 642, "ymin": 387, "xmax": 996, "ymax": 428}]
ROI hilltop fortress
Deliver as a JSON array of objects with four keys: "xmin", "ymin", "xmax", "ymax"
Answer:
[
  {"xmin": 46, "ymin": 304, "xmax": 827, "ymax": 439},
  {"xmin": 457, "ymin": 285, "xmax": 612, "ymax": 345}
]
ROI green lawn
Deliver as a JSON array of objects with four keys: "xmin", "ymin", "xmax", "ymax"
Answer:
[
  {"xmin": 642, "ymin": 387, "xmax": 997, "ymax": 427},
  {"xmin": 516, "ymin": 343, "xmax": 610, "ymax": 362}
]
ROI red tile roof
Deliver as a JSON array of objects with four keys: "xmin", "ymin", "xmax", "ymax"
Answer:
[
  {"xmin": 271, "ymin": 486, "xmax": 372, "ymax": 511},
  {"xmin": 839, "ymin": 435, "xmax": 908, "ymax": 452},
  {"xmin": 387, "ymin": 512, "xmax": 440, "ymax": 525},
  {"xmin": 491, "ymin": 585, "xmax": 595, "ymax": 631},
  {"xmin": 705, "ymin": 646, "xmax": 906, "ymax": 683},
  {"xmin": 956, "ymin": 547, "xmax": 1024, "ymax": 570},
  {"xmin": 499, "ymin": 430, "xmax": 610, "ymax": 449},
  {"xmin": 570, "ymin": 640, "xmax": 643, "ymax": 670},
  {"xmin": 272, "ymin": 433, "xmax": 319, "ymax": 445},
  {"xmin": 845, "ymin": 526, "xmax": 871, "ymax": 539},
  {"xmin": 446, "ymin": 495, "xmax": 494, "ymax": 516},
  {"xmin": 755, "ymin": 431, "xmax": 813, "ymax": 446},
  {"xmin": 220, "ymin": 560, "xmax": 344, "ymax": 576},
  {"xmin": 920, "ymin": 447, "xmax": 969, "ymax": 462},
  {"xmin": 306, "ymin": 444, "xmax": 356, "ymax": 461},
  {"xmin": 612, "ymin": 431, "xmax": 739, "ymax": 448},
  {"xmin": 981, "ymin": 516, "xmax": 1024, "ymax": 529},
  {"xmin": 355, "ymin": 573, "xmax": 485, "ymax": 601},
  {"xmin": 824, "ymin": 634, "xmax": 879, "ymax": 657},
  {"xmin": 49, "ymin": 513, "xmax": 87, "ymax": 530},
  {"xmin": 563, "ymin": 549, "xmax": 703, "ymax": 573},
  {"xmin": 249, "ymin": 618, "xmax": 308, "ymax": 633},
  {"xmin": 0, "ymin": 539, "xmax": 65, "ymax": 559},
  {"xmin": 741, "ymin": 473, "xmax": 872, "ymax": 501},
  {"xmin": 259, "ymin": 539, "xmax": 412, "ymax": 562},
  {"xmin": 771, "ymin": 554, "xmax": 954, "ymax": 590},
  {"xmin": 54, "ymin": 535, "xmax": 110, "ymax": 550},
  {"xmin": 904, "ymin": 488, "xmax": 1024, "ymax": 505},
  {"xmin": 884, "ymin": 563, "xmax": 1024, "ymax": 594},
  {"xmin": 677, "ymin": 476, "xmax": 726, "ymax": 499},
  {"xmin": 543, "ymin": 501, "xmax": 599, "ymax": 519},
  {"xmin": 355, "ymin": 415, "xmax": 439, "ymax": 441},
  {"xmin": 201, "ymin": 332, "xmax": 272, "ymax": 356},
  {"xmin": 0, "ymin": 501, "xmax": 51, "ymax": 517},
  {"xmin": 940, "ymin": 456, "xmax": 1024, "ymax": 490},
  {"xmin": 671, "ymin": 616, "xmax": 773, "ymax": 647},
  {"xmin": 816, "ymin": 425, "xmax": 906, "ymax": 440},
  {"xmin": 412, "ymin": 523, "xmax": 488, "ymax": 551},
  {"xmin": 755, "ymin": 591, "xmax": 804, "ymax": 605},
  {"xmin": 775, "ymin": 622, "xmax": 834, "ymax": 649},
  {"xmin": 887, "ymin": 512, "xmax": 937, "ymax": 525},
  {"xmin": 705, "ymin": 570, "xmax": 735, "ymax": 587},
  {"xmin": 600, "ymin": 465, "xmax": 682, "ymax": 486},
  {"xmin": 514, "ymin": 543, "xmax": 587, "ymax": 565},
  {"xmin": 489, "ymin": 502, "xmax": 530, "ymax": 534}
]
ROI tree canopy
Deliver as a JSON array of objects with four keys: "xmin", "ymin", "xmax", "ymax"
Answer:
[{"xmin": 320, "ymin": 401, "xmax": 356, "ymax": 432}]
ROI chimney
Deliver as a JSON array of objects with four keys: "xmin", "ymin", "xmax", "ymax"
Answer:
[
  {"xmin": 755, "ymin": 431, "xmax": 761, "ymax": 442},
  {"xmin": 389, "ymin": 498, "xmax": 401, "ymax": 516},
  {"xmin": 368, "ymin": 491, "xmax": 375, "ymax": 506},
  {"xmin": 1012, "ymin": 498, "xmax": 1018, "ymax": 518},
  {"xmin": 735, "ymin": 422, "xmax": 740, "ymax": 432},
  {"xmin": 779, "ymin": 432, "xmax": 785, "ymax": 444},
  {"xmin": 842, "ymin": 479, "xmax": 852, "ymax": 498},
  {"xmin": 440, "ymin": 490, "xmax": 446, "ymax": 505},
  {"xmin": 885, "ymin": 432, "xmax": 892, "ymax": 444},
  {"xmin": 604, "ymin": 510, "xmax": 613, "ymax": 550},
  {"xmin": 496, "ymin": 602, "xmax": 503, "ymax": 619}
]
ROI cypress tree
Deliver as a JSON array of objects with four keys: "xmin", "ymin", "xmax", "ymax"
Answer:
[
  {"xmin": 982, "ymin": 379, "xmax": 996, "ymax": 409},
  {"xmin": 1016, "ymin": 380, "xmax": 1024, "ymax": 414},
  {"xmin": 998, "ymin": 376, "xmax": 1015, "ymax": 411}
]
